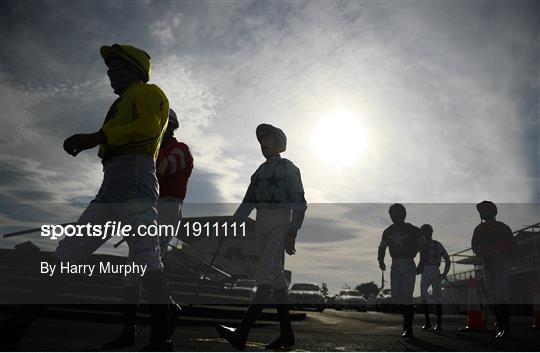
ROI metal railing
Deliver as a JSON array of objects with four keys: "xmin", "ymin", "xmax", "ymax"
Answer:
[{"xmin": 445, "ymin": 269, "xmax": 477, "ymax": 284}]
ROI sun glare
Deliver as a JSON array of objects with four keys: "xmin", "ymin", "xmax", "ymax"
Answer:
[{"xmin": 311, "ymin": 109, "xmax": 368, "ymax": 169}]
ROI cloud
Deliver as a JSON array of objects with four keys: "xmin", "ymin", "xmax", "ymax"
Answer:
[
  {"xmin": 299, "ymin": 217, "xmax": 360, "ymax": 243},
  {"xmin": 172, "ymin": 1, "xmax": 539, "ymax": 203},
  {"xmin": 0, "ymin": 156, "xmax": 91, "ymax": 229},
  {"xmin": 2, "ymin": 1, "xmax": 537, "ymax": 206},
  {"xmin": 151, "ymin": 54, "xmax": 246, "ymax": 202},
  {"xmin": 183, "ymin": 169, "xmax": 225, "ymax": 203},
  {"xmin": 150, "ymin": 14, "xmax": 182, "ymax": 46},
  {"xmin": 0, "ymin": 79, "xmax": 109, "ymax": 201},
  {"xmin": 1, "ymin": 156, "xmax": 65, "ymax": 202}
]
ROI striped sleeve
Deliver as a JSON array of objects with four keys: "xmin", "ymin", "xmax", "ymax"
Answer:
[{"xmin": 157, "ymin": 147, "xmax": 188, "ymax": 176}]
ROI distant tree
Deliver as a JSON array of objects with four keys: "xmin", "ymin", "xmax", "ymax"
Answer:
[{"xmin": 354, "ymin": 281, "xmax": 379, "ymax": 299}]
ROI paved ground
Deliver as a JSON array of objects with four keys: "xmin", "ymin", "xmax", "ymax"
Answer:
[{"xmin": 3, "ymin": 309, "xmax": 540, "ymax": 351}]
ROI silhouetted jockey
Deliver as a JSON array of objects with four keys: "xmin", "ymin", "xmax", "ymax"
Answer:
[
  {"xmin": 472, "ymin": 201, "xmax": 516, "ymax": 339},
  {"xmin": 2, "ymin": 44, "xmax": 176, "ymax": 351},
  {"xmin": 378, "ymin": 203, "xmax": 426, "ymax": 338},
  {"xmin": 216, "ymin": 123, "xmax": 307, "ymax": 350},
  {"xmin": 416, "ymin": 224, "xmax": 450, "ymax": 330},
  {"xmin": 103, "ymin": 109, "xmax": 193, "ymax": 349}
]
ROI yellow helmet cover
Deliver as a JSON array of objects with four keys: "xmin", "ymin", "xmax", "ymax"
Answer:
[{"xmin": 100, "ymin": 44, "xmax": 151, "ymax": 82}]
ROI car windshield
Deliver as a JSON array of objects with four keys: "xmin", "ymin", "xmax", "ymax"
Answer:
[
  {"xmin": 234, "ymin": 280, "xmax": 256, "ymax": 288},
  {"xmin": 290, "ymin": 283, "xmax": 319, "ymax": 291}
]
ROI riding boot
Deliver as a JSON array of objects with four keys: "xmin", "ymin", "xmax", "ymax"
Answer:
[
  {"xmin": 402, "ymin": 305, "xmax": 414, "ymax": 338},
  {"xmin": 422, "ymin": 303, "xmax": 432, "ymax": 330},
  {"xmin": 217, "ymin": 284, "xmax": 272, "ymax": 351},
  {"xmin": 409, "ymin": 305, "xmax": 416, "ymax": 336},
  {"xmin": 401, "ymin": 305, "xmax": 407, "ymax": 331},
  {"xmin": 503, "ymin": 305, "xmax": 511, "ymax": 338},
  {"xmin": 142, "ymin": 270, "xmax": 174, "ymax": 351},
  {"xmin": 493, "ymin": 305, "xmax": 503, "ymax": 337},
  {"xmin": 103, "ymin": 285, "xmax": 140, "ymax": 348},
  {"xmin": 266, "ymin": 287, "xmax": 295, "ymax": 349},
  {"xmin": 434, "ymin": 303, "xmax": 443, "ymax": 331},
  {"xmin": 496, "ymin": 305, "xmax": 511, "ymax": 339}
]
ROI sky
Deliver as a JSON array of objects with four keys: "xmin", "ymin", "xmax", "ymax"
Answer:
[{"xmin": 0, "ymin": 0, "xmax": 539, "ymax": 291}]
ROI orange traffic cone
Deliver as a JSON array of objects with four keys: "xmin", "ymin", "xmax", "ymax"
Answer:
[
  {"xmin": 459, "ymin": 276, "xmax": 488, "ymax": 332},
  {"xmin": 532, "ymin": 283, "xmax": 540, "ymax": 329}
]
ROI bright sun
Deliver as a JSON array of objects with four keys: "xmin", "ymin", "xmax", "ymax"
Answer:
[{"xmin": 311, "ymin": 109, "xmax": 368, "ymax": 168}]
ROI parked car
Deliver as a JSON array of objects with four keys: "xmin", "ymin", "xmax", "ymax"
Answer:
[
  {"xmin": 231, "ymin": 279, "xmax": 257, "ymax": 298},
  {"xmin": 288, "ymin": 283, "xmax": 326, "ymax": 312},
  {"xmin": 335, "ymin": 290, "xmax": 368, "ymax": 311}
]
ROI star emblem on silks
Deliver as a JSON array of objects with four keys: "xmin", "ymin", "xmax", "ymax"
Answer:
[
  {"xmin": 390, "ymin": 231, "xmax": 407, "ymax": 247},
  {"xmin": 265, "ymin": 172, "xmax": 281, "ymax": 188}
]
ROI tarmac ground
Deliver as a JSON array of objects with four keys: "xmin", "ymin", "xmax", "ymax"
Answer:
[{"xmin": 2, "ymin": 307, "xmax": 539, "ymax": 351}]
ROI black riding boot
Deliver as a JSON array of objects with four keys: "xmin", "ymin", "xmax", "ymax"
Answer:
[
  {"xmin": 103, "ymin": 285, "xmax": 140, "ymax": 349},
  {"xmin": 216, "ymin": 284, "xmax": 272, "ymax": 351},
  {"xmin": 434, "ymin": 304, "xmax": 443, "ymax": 331},
  {"xmin": 422, "ymin": 303, "xmax": 432, "ymax": 330},
  {"xmin": 496, "ymin": 305, "xmax": 511, "ymax": 339},
  {"xmin": 266, "ymin": 287, "xmax": 295, "ymax": 349},
  {"xmin": 402, "ymin": 305, "xmax": 414, "ymax": 338},
  {"xmin": 142, "ymin": 270, "xmax": 174, "ymax": 351},
  {"xmin": 493, "ymin": 305, "xmax": 502, "ymax": 337},
  {"xmin": 401, "ymin": 305, "xmax": 406, "ymax": 331}
]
